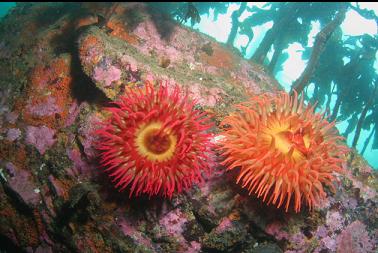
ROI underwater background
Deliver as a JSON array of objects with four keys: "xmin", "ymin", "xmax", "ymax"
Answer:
[
  {"xmin": 4, "ymin": 2, "xmax": 378, "ymax": 169},
  {"xmin": 0, "ymin": 3, "xmax": 377, "ymax": 253}
]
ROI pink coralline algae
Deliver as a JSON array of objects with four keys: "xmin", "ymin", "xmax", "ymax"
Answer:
[
  {"xmin": 203, "ymin": 65, "xmax": 218, "ymax": 75},
  {"xmin": 186, "ymin": 241, "xmax": 201, "ymax": 253},
  {"xmin": 321, "ymin": 236, "xmax": 337, "ymax": 252},
  {"xmin": 81, "ymin": 45, "xmax": 103, "ymax": 65},
  {"xmin": 159, "ymin": 209, "xmax": 188, "ymax": 236},
  {"xmin": 120, "ymin": 55, "xmax": 138, "ymax": 72},
  {"xmin": 326, "ymin": 211, "xmax": 344, "ymax": 233},
  {"xmin": 117, "ymin": 217, "xmax": 153, "ymax": 249},
  {"xmin": 27, "ymin": 97, "xmax": 62, "ymax": 117},
  {"xmin": 5, "ymin": 111, "xmax": 19, "ymax": 124},
  {"xmin": 232, "ymin": 60, "xmax": 262, "ymax": 94},
  {"xmin": 66, "ymin": 148, "xmax": 92, "ymax": 176},
  {"xmin": 8, "ymin": 169, "xmax": 41, "ymax": 206},
  {"xmin": 93, "ymin": 65, "xmax": 121, "ymax": 87},
  {"xmin": 64, "ymin": 101, "xmax": 83, "ymax": 127},
  {"xmin": 6, "ymin": 128, "xmax": 21, "ymax": 142},
  {"xmin": 158, "ymin": 208, "xmax": 201, "ymax": 252},
  {"xmin": 188, "ymin": 83, "xmax": 224, "ymax": 107},
  {"xmin": 78, "ymin": 114, "xmax": 101, "ymax": 159},
  {"xmin": 336, "ymin": 220, "xmax": 374, "ymax": 253},
  {"xmin": 120, "ymin": 55, "xmax": 140, "ymax": 82},
  {"xmin": 288, "ymin": 233, "xmax": 307, "ymax": 251},
  {"xmin": 265, "ymin": 221, "xmax": 289, "ymax": 240},
  {"xmin": 145, "ymin": 73, "xmax": 155, "ymax": 83},
  {"xmin": 341, "ymin": 195, "xmax": 358, "ymax": 210},
  {"xmin": 133, "ymin": 21, "xmax": 183, "ymax": 64},
  {"xmin": 345, "ymin": 168, "xmax": 377, "ymax": 201},
  {"xmin": 25, "ymin": 125, "xmax": 56, "ymax": 154},
  {"xmin": 315, "ymin": 225, "xmax": 328, "ymax": 239},
  {"xmin": 215, "ymin": 217, "xmax": 233, "ymax": 233},
  {"xmin": 5, "ymin": 162, "xmax": 17, "ymax": 177}
]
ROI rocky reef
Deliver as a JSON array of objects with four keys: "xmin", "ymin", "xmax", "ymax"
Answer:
[{"xmin": 0, "ymin": 3, "xmax": 376, "ymax": 253}]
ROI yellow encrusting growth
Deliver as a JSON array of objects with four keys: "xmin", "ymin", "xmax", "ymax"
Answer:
[{"xmin": 135, "ymin": 121, "xmax": 177, "ymax": 162}]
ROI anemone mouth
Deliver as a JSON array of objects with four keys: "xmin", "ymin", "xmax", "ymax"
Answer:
[
  {"xmin": 261, "ymin": 114, "xmax": 311, "ymax": 162},
  {"xmin": 135, "ymin": 121, "xmax": 177, "ymax": 162}
]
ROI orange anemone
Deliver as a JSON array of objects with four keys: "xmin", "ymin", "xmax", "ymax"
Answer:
[{"xmin": 218, "ymin": 91, "xmax": 348, "ymax": 212}]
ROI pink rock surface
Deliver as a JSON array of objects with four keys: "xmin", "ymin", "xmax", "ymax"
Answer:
[
  {"xmin": 159, "ymin": 209, "xmax": 188, "ymax": 236},
  {"xmin": 27, "ymin": 97, "xmax": 62, "ymax": 117},
  {"xmin": 25, "ymin": 125, "xmax": 56, "ymax": 154},
  {"xmin": 93, "ymin": 65, "xmax": 122, "ymax": 87},
  {"xmin": 5, "ymin": 111, "xmax": 19, "ymax": 124},
  {"xmin": 6, "ymin": 128, "xmax": 21, "ymax": 142},
  {"xmin": 336, "ymin": 220, "xmax": 374, "ymax": 253},
  {"xmin": 8, "ymin": 169, "xmax": 41, "ymax": 206}
]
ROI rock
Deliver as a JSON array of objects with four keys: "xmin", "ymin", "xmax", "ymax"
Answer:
[
  {"xmin": 6, "ymin": 169, "xmax": 41, "ymax": 208},
  {"xmin": 0, "ymin": 3, "xmax": 376, "ymax": 253},
  {"xmin": 202, "ymin": 219, "xmax": 248, "ymax": 252},
  {"xmin": 249, "ymin": 243, "xmax": 283, "ymax": 253}
]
